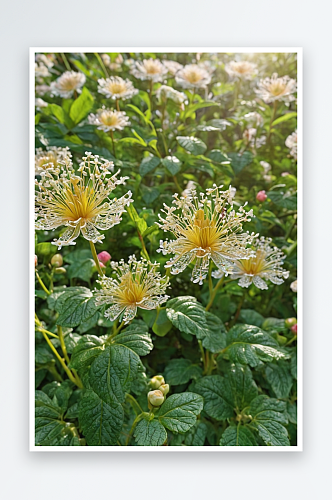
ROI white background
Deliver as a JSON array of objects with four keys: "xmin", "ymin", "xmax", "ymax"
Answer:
[{"xmin": 1, "ymin": 0, "xmax": 330, "ymax": 498}]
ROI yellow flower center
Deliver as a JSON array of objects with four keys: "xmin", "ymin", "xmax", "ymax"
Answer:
[
  {"xmin": 115, "ymin": 274, "xmax": 147, "ymax": 305},
  {"xmin": 144, "ymin": 61, "xmax": 161, "ymax": 74},
  {"xmin": 61, "ymin": 78, "xmax": 79, "ymax": 91},
  {"xmin": 181, "ymin": 209, "xmax": 223, "ymax": 256},
  {"xmin": 99, "ymin": 111, "xmax": 119, "ymax": 127},
  {"xmin": 107, "ymin": 82, "xmax": 127, "ymax": 94},
  {"xmin": 56, "ymin": 179, "xmax": 101, "ymax": 222},
  {"xmin": 270, "ymin": 81, "xmax": 286, "ymax": 96},
  {"xmin": 185, "ymin": 69, "xmax": 202, "ymax": 84},
  {"xmin": 237, "ymin": 249, "xmax": 267, "ymax": 275}
]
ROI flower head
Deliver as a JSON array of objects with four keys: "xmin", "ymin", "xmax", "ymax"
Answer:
[
  {"xmin": 225, "ymin": 60, "xmax": 257, "ymax": 80},
  {"xmin": 98, "ymin": 251, "xmax": 111, "ymax": 264},
  {"xmin": 95, "ymin": 256, "xmax": 169, "ymax": 324},
  {"xmin": 35, "ymin": 63, "xmax": 51, "ymax": 81},
  {"xmin": 50, "ymin": 71, "xmax": 86, "ymax": 98},
  {"xmin": 244, "ymin": 111, "xmax": 264, "ymax": 127},
  {"xmin": 163, "ymin": 60, "xmax": 183, "ymax": 75},
  {"xmin": 131, "ymin": 58, "xmax": 168, "ymax": 82},
  {"xmin": 290, "ymin": 280, "xmax": 297, "ymax": 292},
  {"xmin": 156, "ymin": 85, "xmax": 187, "ymax": 104},
  {"xmin": 285, "ymin": 130, "xmax": 297, "ymax": 159},
  {"xmin": 35, "ymin": 98, "xmax": 48, "ymax": 110},
  {"xmin": 255, "ymin": 73, "xmax": 297, "ymax": 103},
  {"xmin": 35, "ymin": 146, "xmax": 71, "ymax": 175},
  {"xmin": 256, "ymin": 190, "xmax": 267, "ymax": 202},
  {"xmin": 175, "ymin": 64, "xmax": 211, "ymax": 89},
  {"xmin": 97, "ymin": 76, "xmax": 138, "ymax": 100},
  {"xmin": 88, "ymin": 107, "xmax": 130, "ymax": 132},
  {"xmin": 230, "ymin": 236, "xmax": 289, "ymax": 290},
  {"xmin": 35, "ymin": 152, "xmax": 133, "ymax": 249},
  {"xmin": 157, "ymin": 185, "xmax": 255, "ymax": 284}
]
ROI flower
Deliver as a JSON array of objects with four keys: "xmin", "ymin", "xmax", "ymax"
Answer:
[
  {"xmin": 35, "ymin": 98, "xmax": 48, "ymax": 110},
  {"xmin": 157, "ymin": 185, "xmax": 255, "ymax": 284},
  {"xmin": 290, "ymin": 280, "xmax": 297, "ymax": 292},
  {"xmin": 285, "ymin": 130, "xmax": 297, "ymax": 159},
  {"xmin": 291, "ymin": 324, "xmax": 297, "ymax": 335},
  {"xmin": 244, "ymin": 111, "xmax": 264, "ymax": 127},
  {"xmin": 35, "ymin": 84, "xmax": 50, "ymax": 96},
  {"xmin": 156, "ymin": 85, "xmax": 187, "ymax": 104},
  {"xmin": 148, "ymin": 390, "xmax": 164, "ymax": 407},
  {"xmin": 36, "ymin": 54, "xmax": 55, "ymax": 69},
  {"xmin": 97, "ymin": 76, "xmax": 138, "ymax": 101},
  {"xmin": 256, "ymin": 190, "xmax": 267, "ymax": 202},
  {"xmin": 98, "ymin": 251, "xmax": 111, "ymax": 264},
  {"xmin": 35, "ymin": 63, "xmax": 51, "ymax": 81},
  {"xmin": 35, "ymin": 255, "xmax": 38, "ymax": 267},
  {"xmin": 163, "ymin": 60, "xmax": 183, "ymax": 75},
  {"xmin": 88, "ymin": 107, "xmax": 130, "ymax": 132},
  {"xmin": 175, "ymin": 64, "xmax": 211, "ymax": 89},
  {"xmin": 35, "ymin": 146, "xmax": 71, "ymax": 175},
  {"xmin": 35, "ymin": 152, "xmax": 133, "ymax": 249},
  {"xmin": 102, "ymin": 54, "xmax": 123, "ymax": 71},
  {"xmin": 255, "ymin": 73, "xmax": 297, "ymax": 103},
  {"xmin": 50, "ymin": 71, "xmax": 86, "ymax": 98},
  {"xmin": 225, "ymin": 60, "xmax": 257, "ymax": 80},
  {"xmin": 230, "ymin": 236, "xmax": 289, "ymax": 290},
  {"xmin": 260, "ymin": 161, "xmax": 271, "ymax": 173},
  {"xmin": 95, "ymin": 256, "xmax": 169, "ymax": 324},
  {"xmin": 131, "ymin": 58, "xmax": 168, "ymax": 82}
]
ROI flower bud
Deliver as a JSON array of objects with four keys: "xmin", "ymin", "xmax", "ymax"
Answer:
[
  {"xmin": 291, "ymin": 324, "xmax": 297, "ymax": 335},
  {"xmin": 290, "ymin": 280, "xmax": 297, "ymax": 293},
  {"xmin": 285, "ymin": 317, "xmax": 297, "ymax": 328},
  {"xmin": 159, "ymin": 384, "xmax": 170, "ymax": 396},
  {"xmin": 97, "ymin": 251, "xmax": 111, "ymax": 264},
  {"xmin": 54, "ymin": 266, "xmax": 66, "ymax": 274},
  {"xmin": 35, "ymin": 255, "xmax": 38, "ymax": 267},
  {"xmin": 256, "ymin": 190, "xmax": 267, "ymax": 202},
  {"xmin": 149, "ymin": 375, "xmax": 165, "ymax": 389},
  {"xmin": 148, "ymin": 390, "xmax": 164, "ymax": 407},
  {"xmin": 51, "ymin": 254, "xmax": 63, "ymax": 268}
]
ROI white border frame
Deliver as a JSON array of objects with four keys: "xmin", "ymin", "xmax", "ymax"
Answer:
[{"xmin": 30, "ymin": 47, "xmax": 302, "ymax": 452}]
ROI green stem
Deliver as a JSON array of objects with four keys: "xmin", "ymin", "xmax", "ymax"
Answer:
[
  {"xmin": 149, "ymin": 80, "xmax": 153, "ymax": 110},
  {"xmin": 285, "ymin": 335, "xmax": 297, "ymax": 347},
  {"xmin": 116, "ymin": 99, "xmax": 120, "ymax": 112},
  {"xmin": 57, "ymin": 325, "xmax": 69, "ymax": 364},
  {"xmin": 36, "ymin": 327, "xmax": 58, "ymax": 339},
  {"xmin": 267, "ymin": 100, "xmax": 278, "ymax": 142},
  {"xmin": 126, "ymin": 413, "xmax": 145, "ymax": 445},
  {"xmin": 89, "ymin": 241, "xmax": 104, "ymax": 276},
  {"xmin": 35, "ymin": 270, "xmax": 50, "ymax": 295},
  {"xmin": 137, "ymin": 231, "xmax": 150, "ymax": 261},
  {"xmin": 126, "ymin": 394, "xmax": 144, "ymax": 416},
  {"xmin": 198, "ymin": 340, "xmax": 207, "ymax": 373},
  {"xmin": 60, "ymin": 53, "xmax": 71, "ymax": 71},
  {"xmin": 205, "ymin": 275, "xmax": 225, "ymax": 311},
  {"xmin": 94, "ymin": 52, "xmax": 109, "ymax": 78},
  {"xmin": 173, "ymin": 175, "xmax": 182, "ymax": 193},
  {"xmin": 208, "ymin": 262, "xmax": 213, "ymax": 296},
  {"xmin": 110, "ymin": 130, "xmax": 116, "ymax": 157}
]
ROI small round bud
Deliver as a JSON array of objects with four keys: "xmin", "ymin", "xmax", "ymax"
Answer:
[
  {"xmin": 54, "ymin": 266, "xmax": 66, "ymax": 274},
  {"xmin": 148, "ymin": 390, "xmax": 164, "ymax": 407},
  {"xmin": 290, "ymin": 280, "xmax": 297, "ymax": 293},
  {"xmin": 256, "ymin": 190, "xmax": 267, "ymax": 202},
  {"xmin": 149, "ymin": 375, "xmax": 165, "ymax": 389},
  {"xmin": 99, "ymin": 261, "xmax": 106, "ymax": 269},
  {"xmin": 285, "ymin": 317, "xmax": 297, "ymax": 328},
  {"xmin": 276, "ymin": 334, "xmax": 287, "ymax": 345},
  {"xmin": 97, "ymin": 251, "xmax": 111, "ymax": 264},
  {"xmin": 51, "ymin": 254, "xmax": 63, "ymax": 267},
  {"xmin": 35, "ymin": 255, "xmax": 38, "ymax": 267},
  {"xmin": 159, "ymin": 384, "xmax": 170, "ymax": 396},
  {"xmin": 291, "ymin": 324, "xmax": 297, "ymax": 335}
]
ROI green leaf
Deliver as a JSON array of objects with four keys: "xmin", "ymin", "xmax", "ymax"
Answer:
[
  {"xmin": 69, "ymin": 87, "xmax": 94, "ymax": 125},
  {"xmin": 183, "ymin": 101, "xmax": 220, "ymax": 119},
  {"xmin": 265, "ymin": 363, "xmax": 293, "ymax": 399},
  {"xmin": 166, "ymin": 296, "xmax": 208, "ymax": 338},
  {"xmin": 47, "ymin": 103, "xmax": 66, "ymax": 124},
  {"xmin": 139, "ymin": 154, "xmax": 160, "ymax": 176},
  {"xmin": 208, "ymin": 149, "xmax": 230, "ymax": 163},
  {"xmin": 70, "ymin": 335, "xmax": 105, "ymax": 371},
  {"xmin": 89, "ymin": 344, "xmax": 140, "ymax": 405},
  {"xmin": 220, "ymin": 425, "xmax": 257, "ymax": 446},
  {"xmin": 176, "ymin": 136, "xmax": 207, "ymax": 155},
  {"xmin": 152, "ymin": 308, "xmax": 173, "ymax": 337},
  {"xmin": 225, "ymin": 324, "xmax": 290, "ymax": 367},
  {"xmin": 184, "ymin": 421, "xmax": 207, "ymax": 446},
  {"xmin": 291, "ymin": 350, "xmax": 297, "ymax": 379},
  {"xmin": 79, "ymin": 389, "xmax": 123, "ymax": 446},
  {"xmin": 272, "ymin": 112, "xmax": 297, "ymax": 127},
  {"xmin": 161, "ymin": 156, "xmax": 182, "ymax": 175},
  {"xmin": 194, "ymin": 376, "xmax": 234, "ymax": 421},
  {"xmin": 249, "ymin": 395, "xmax": 290, "ymax": 446},
  {"xmin": 35, "ymin": 345, "xmax": 54, "ymax": 365},
  {"xmin": 268, "ymin": 190, "xmax": 297, "ymax": 210},
  {"xmin": 226, "ymin": 365, "xmax": 258, "ymax": 410},
  {"xmin": 239, "ymin": 309, "xmax": 264, "ymax": 327},
  {"xmin": 113, "ymin": 323, "xmax": 153, "ymax": 356},
  {"xmin": 126, "ymin": 204, "xmax": 148, "ymax": 234},
  {"xmin": 67, "ymin": 258, "xmax": 96, "ymax": 282},
  {"xmin": 55, "ymin": 286, "xmax": 99, "ymax": 328},
  {"xmin": 164, "ymin": 358, "xmax": 202, "ymax": 385},
  {"xmin": 202, "ymin": 312, "xmax": 227, "ymax": 353},
  {"xmin": 134, "ymin": 418, "xmax": 167, "ymax": 446},
  {"xmin": 228, "ymin": 151, "xmax": 253, "ymax": 175},
  {"xmin": 157, "ymin": 392, "xmax": 203, "ymax": 433},
  {"xmin": 140, "ymin": 184, "xmax": 160, "ymax": 204}
]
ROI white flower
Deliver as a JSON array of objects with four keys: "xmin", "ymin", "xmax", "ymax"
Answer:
[
  {"xmin": 156, "ymin": 85, "xmax": 187, "ymax": 104},
  {"xmin": 35, "ymin": 63, "xmax": 51, "ymax": 81},
  {"xmin": 36, "ymin": 54, "xmax": 55, "ymax": 69},
  {"xmin": 50, "ymin": 71, "xmax": 86, "ymax": 98},
  {"xmin": 285, "ymin": 130, "xmax": 297, "ymax": 159},
  {"xmin": 35, "ymin": 85, "xmax": 50, "ymax": 96},
  {"xmin": 131, "ymin": 58, "xmax": 168, "ymax": 82},
  {"xmin": 260, "ymin": 161, "xmax": 271, "ymax": 173},
  {"xmin": 175, "ymin": 64, "xmax": 211, "ymax": 89},
  {"xmin": 97, "ymin": 76, "xmax": 138, "ymax": 101},
  {"xmin": 35, "ymin": 98, "xmax": 48, "ymax": 110},
  {"xmin": 244, "ymin": 111, "xmax": 264, "ymax": 127},
  {"xmin": 255, "ymin": 73, "xmax": 297, "ymax": 103},
  {"xmin": 88, "ymin": 107, "xmax": 130, "ymax": 133},
  {"xmin": 225, "ymin": 61, "xmax": 257, "ymax": 80},
  {"xmin": 35, "ymin": 146, "xmax": 71, "ymax": 175},
  {"xmin": 163, "ymin": 60, "xmax": 183, "ymax": 75},
  {"xmin": 290, "ymin": 280, "xmax": 297, "ymax": 292}
]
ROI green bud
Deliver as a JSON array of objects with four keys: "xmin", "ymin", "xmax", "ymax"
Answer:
[
  {"xmin": 148, "ymin": 390, "xmax": 164, "ymax": 407},
  {"xmin": 51, "ymin": 254, "xmax": 63, "ymax": 268},
  {"xmin": 149, "ymin": 375, "xmax": 165, "ymax": 389},
  {"xmin": 276, "ymin": 334, "xmax": 287, "ymax": 345},
  {"xmin": 54, "ymin": 266, "xmax": 66, "ymax": 274},
  {"xmin": 285, "ymin": 317, "xmax": 297, "ymax": 328},
  {"xmin": 159, "ymin": 384, "xmax": 169, "ymax": 396}
]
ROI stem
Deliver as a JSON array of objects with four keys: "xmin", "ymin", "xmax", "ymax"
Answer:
[
  {"xmin": 233, "ymin": 80, "xmax": 240, "ymax": 107},
  {"xmin": 137, "ymin": 231, "xmax": 150, "ymax": 261},
  {"xmin": 149, "ymin": 80, "xmax": 153, "ymax": 110},
  {"xmin": 89, "ymin": 241, "xmax": 104, "ymax": 276},
  {"xmin": 267, "ymin": 100, "xmax": 278, "ymax": 142},
  {"xmin": 205, "ymin": 275, "xmax": 225, "ymax": 311},
  {"xmin": 173, "ymin": 175, "xmax": 182, "ymax": 193},
  {"xmin": 36, "ymin": 327, "xmax": 59, "ymax": 339},
  {"xmin": 126, "ymin": 413, "xmax": 145, "ymax": 445},
  {"xmin": 57, "ymin": 325, "xmax": 69, "ymax": 364},
  {"xmin": 116, "ymin": 99, "xmax": 120, "ymax": 112},
  {"xmin": 35, "ymin": 270, "xmax": 50, "ymax": 295},
  {"xmin": 285, "ymin": 335, "xmax": 297, "ymax": 347},
  {"xmin": 110, "ymin": 130, "xmax": 116, "ymax": 157},
  {"xmin": 198, "ymin": 340, "xmax": 207, "ymax": 373},
  {"xmin": 108, "ymin": 320, "xmax": 125, "ymax": 342},
  {"xmin": 94, "ymin": 52, "xmax": 109, "ymax": 78},
  {"xmin": 41, "ymin": 330, "xmax": 83, "ymax": 388},
  {"xmin": 60, "ymin": 52, "xmax": 71, "ymax": 71},
  {"xmin": 126, "ymin": 394, "xmax": 144, "ymax": 416},
  {"xmin": 208, "ymin": 262, "xmax": 213, "ymax": 296}
]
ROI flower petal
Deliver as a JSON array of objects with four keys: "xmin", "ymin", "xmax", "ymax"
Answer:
[
  {"xmin": 105, "ymin": 303, "xmax": 125, "ymax": 321},
  {"xmin": 81, "ymin": 221, "xmax": 105, "ymax": 244},
  {"xmin": 52, "ymin": 223, "xmax": 81, "ymax": 249},
  {"xmin": 166, "ymin": 251, "xmax": 195, "ymax": 274},
  {"xmin": 253, "ymin": 276, "xmax": 269, "ymax": 290},
  {"xmin": 238, "ymin": 275, "xmax": 253, "ymax": 288},
  {"xmin": 123, "ymin": 305, "xmax": 137, "ymax": 324}
]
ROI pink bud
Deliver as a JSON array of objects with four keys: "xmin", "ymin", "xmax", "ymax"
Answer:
[
  {"xmin": 281, "ymin": 172, "xmax": 290, "ymax": 177},
  {"xmin": 291, "ymin": 324, "xmax": 297, "ymax": 335},
  {"xmin": 35, "ymin": 255, "xmax": 38, "ymax": 267},
  {"xmin": 97, "ymin": 251, "xmax": 111, "ymax": 264},
  {"xmin": 256, "ymin": 190, "xmax": 267, "ymax": 202},
  {"xmin": 99, "ymin": 261, "xmax": 106, "ymax": 269}
]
